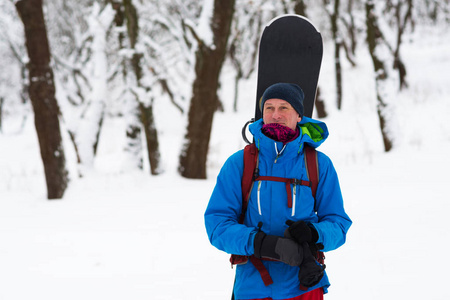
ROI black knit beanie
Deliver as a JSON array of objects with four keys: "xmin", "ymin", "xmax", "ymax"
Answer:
[{"xmin": 260, "ymin": 83, "xmax": 305, "ymax": 117}]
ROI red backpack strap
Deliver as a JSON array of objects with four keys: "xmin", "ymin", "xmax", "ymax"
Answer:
[
  {"xmin": 231, "ymin": 144, "xmax": 275, "ymax": 287},
  {"xmin": 230, "ymin": 144, "xmax": 258, "ymax": 265},
  {"xmin": 255, "ymin": 176, "xmax": 311, "ymax": 208},
  {"xmin": 249, "ymin": 256, "xmax": 274, "ymax": 286},
  {"xmin": 239, "ymin": 143, "xmax": 258, "ymax": 223},
  {"xmin": 304, "ymin": 145, "xmax": 326, "ymax": 277},
  {"xmin": 304, "ymin": 145, "xmax": 319, "ymax": 201},
  {"xmin": 230, "ymin": 144, "xmax": 258, "ymax": 266}
]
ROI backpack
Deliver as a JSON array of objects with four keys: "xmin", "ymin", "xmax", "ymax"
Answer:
[{"xmin": 230, "ymin": 142, "xmax": 323, "ymax": 287}]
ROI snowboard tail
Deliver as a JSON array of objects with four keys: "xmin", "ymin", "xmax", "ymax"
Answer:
[{"xmin": 255, "ymin": 15, "xmax": 323, "ymax": 119}]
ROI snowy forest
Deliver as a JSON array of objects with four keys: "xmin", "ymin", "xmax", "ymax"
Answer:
[
  {"xmin": 1, "ymin": 0, "xmax": 447, "ymax": 198},
  {"xmin": 1, "ymin": 0, "xmax": 450, "ymax": 299}
]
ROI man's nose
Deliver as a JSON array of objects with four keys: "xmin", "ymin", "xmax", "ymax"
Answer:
[{"xmin": 272, "ymin": 109, "xmax": 281, "ymax": 119}]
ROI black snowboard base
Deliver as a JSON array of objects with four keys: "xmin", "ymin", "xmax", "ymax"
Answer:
[{"xmin": 255, "ymin": 15, "xmax": 323, "ymax": 119}]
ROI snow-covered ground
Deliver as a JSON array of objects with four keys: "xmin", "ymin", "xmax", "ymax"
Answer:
[{"xmin": 1, "ymin": 27, "xmax": 450, "ymax": 300}]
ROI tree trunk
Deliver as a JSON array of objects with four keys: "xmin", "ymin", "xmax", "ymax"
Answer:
[
  {"xmin": 228, "ymin": 8, "xmax": 261, "ymax": 113},
  {"xmin": 123, "ymin": 0, "xmax": 162, "ymax": 175},
  {"xmin": 140, "ymin": 102, "xmax": 161, "ymax": 175},
  {"xmin": 69, "ymin": 3, "xmax": 114, "ymax": 176},
  {"xmin": 179, "ymin": 0, "xmax": 236, "ymax": 179},
  {"xmin": 233, "ymin": 70, "xmax": 242, "ymax": 112},
  {"xmin": 393, "ymin": 0, "xmax": 412, "ymax": 90},
  {"xmin": 327, "ymin": 0, "xmax": 343, "ymax": 110},
  {"xmin": 110, "ymin": 0, "xmax": 143, "ymax": 170},
  {"xmin": 347, "ymin": 0, "xmax": 357, "ymax": 56},
  {"xmin": 365, "ymin": 0, "xmax": 395, "ymax": 152},
  {"xmin": 294, "ymin": 0, "xmax": 327, "ymax": 118},
  {"xmin": 124, "ymin": 100, "xmax": 144, "ymax": 170},
  {"xmin": 293, "ymin": 0, "xmax": 307, "ymax": 16},
  {"xmin": 333, "ymin": 20, "xmax": 343, "ymax": 110},
  {"xmin": 0, "ymin": 97, "xmax": 3, "ymax": 133},
  {"xmin": 315, "ymin": 87, "xmax": 328, "ymax": 119},
  {"xmin": 16, "ymin": 0, "xmax": 68, "ymax": 199}
]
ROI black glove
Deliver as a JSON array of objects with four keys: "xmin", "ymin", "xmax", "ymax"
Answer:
[
  {"xmin": 298, "ymin": 242, "xmax": 324, "ymax": 288},
  {"xmin": 285, "ymin": 220, "xmax": 318, "ymax": 244},
  {"xmin": 254, "ymin": 231, "xmax": 303, "ymax": 266},
  {"xmin": 286, "ymin": 221, "xmax": 323, "ymax": 261}
]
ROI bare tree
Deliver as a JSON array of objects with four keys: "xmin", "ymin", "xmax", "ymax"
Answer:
[
  {"xmin": 0, "ymin": 97, "xmax": 3, "ymax": 132},
  {"xmin": 365, "ymin": 0, "xmax": 397, "ymax": 152},
  {"xmin": 15, "ymin": 0, "xmax": 68, "ymax": 199},
  {"xmin": 108, "ymin": 0, "xmax": 145, "ymax": 171},
  {"xmin": 179, "ymin": 0, "xmax": 236, "ymax": 179},
  {"xmin": 47, "ymin": 1, "xmax": 115, "ymax": 177},
  {"xmin": 76, "ymin": 3, "xmax": 114, "ymax": 172},
  {"xmin": 228, "ymin": 1, "xmax": 264, "ymax": 112},
  {"xmin": 340, "ymin": 0, "xmax": 358, "ymax": 58},
  {"xmin": 292, "ymin": 0, "xmax": 328, "ymax": 118},
  {"xmin": 0, "ymin": 1, "xmax": 31, "ymax": 134},
  {"xmin": 390, "ymin": 0, "xmax": 413, "ymax": 90},
  {"xmin": 322, "ymin": 0, "xmax": 344, "ymax": 110},
  {"xmin": 422, "ymin": 0, "xmax": 450, "ymax": 23},
  {"xmin": 121, "ymin": 0, "xmax": 162, "ymax": 175},
  {"xmin": 293, "ymin": 0, "xmax": 308, "ymax": 16}
]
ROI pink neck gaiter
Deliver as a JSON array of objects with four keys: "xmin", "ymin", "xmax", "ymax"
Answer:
[{"xmin": 262, "ymin": 123, "xmax": 300, "ymax": 144}]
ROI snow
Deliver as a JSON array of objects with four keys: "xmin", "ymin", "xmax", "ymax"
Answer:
[
  {"xmin": 1, "ymin": 27, "xmax": 450, "ymax": 300},
  {"xmin": 197, "ymin": 0, "xmax": 215, "ymax": 48}
]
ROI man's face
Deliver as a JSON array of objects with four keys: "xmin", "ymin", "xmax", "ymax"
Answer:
[{"xmin": 262, "ymin": 98, "xmax": 302, "ymax": 131}]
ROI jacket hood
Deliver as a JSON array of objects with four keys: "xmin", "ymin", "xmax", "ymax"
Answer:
[{"xmin": 248, "ymin": 117, "xmax": 329, "ymax": 151}]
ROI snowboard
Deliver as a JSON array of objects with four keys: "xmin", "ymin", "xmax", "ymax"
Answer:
[{"xmin": 254, "ymin": 15, "xmax": 323, "ymax": 120}]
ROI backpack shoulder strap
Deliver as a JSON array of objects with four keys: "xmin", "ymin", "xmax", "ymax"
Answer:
[
  {"xmin": 239, "ymin": 143, "xmax": 258, "ymax": 224},
  {"xmin": 229, "ymin": 143, "xmax": 259, "ymax": 266},
  {"xmin": 303, "ymin": 145, "xmax": 326, "ymax": 265},
  {"xmin": 304, "ymin": 145, "xmax": 319, "ymax": 202}
]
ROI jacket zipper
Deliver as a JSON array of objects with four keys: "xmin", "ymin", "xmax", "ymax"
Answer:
[
  {"xmin": 291, "ymin": 184, "xmax": 296, "ymax": 217},
  {"xmin": 257, "ymin": 181, "xmax": 262, "ymax": 215},
  {"xmin": 274, "ymin": 143, "xmax": 286, "ymax": 163}
]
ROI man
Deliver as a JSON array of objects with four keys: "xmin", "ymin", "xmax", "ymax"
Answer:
[{"xmin": 205, "ymin": 83, "xmax": 352, "ymax": 300}]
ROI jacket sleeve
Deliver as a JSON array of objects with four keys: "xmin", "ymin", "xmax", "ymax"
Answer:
[
  {"xmin": 204, "ymin": 150, "xmax": 258, "ymax": 256},
  {"xmin": 311, "ymin": 151, "xmax": 352, "ymax": 252}
]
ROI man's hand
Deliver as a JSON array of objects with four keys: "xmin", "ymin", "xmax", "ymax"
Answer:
[
  {"xmin": 285, "ymin": 220, "xmax": 318, "ymax": 244},
  {"xmin": 254, "ymin": 231, "xmax": 303, "ymax": 266},
  {"xmin": 298, "ymin": 242, "xmax": 324, "ymax": 287}
]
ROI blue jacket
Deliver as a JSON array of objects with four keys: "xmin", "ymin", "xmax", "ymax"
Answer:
[{"xmin": 205, "ymin": 118, "xmax": 352, "ymax": 300}]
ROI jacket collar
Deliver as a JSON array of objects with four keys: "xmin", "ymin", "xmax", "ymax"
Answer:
[{"xmin": 248, "ymin": 118, "xmax": 329, "ymax": 161}]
